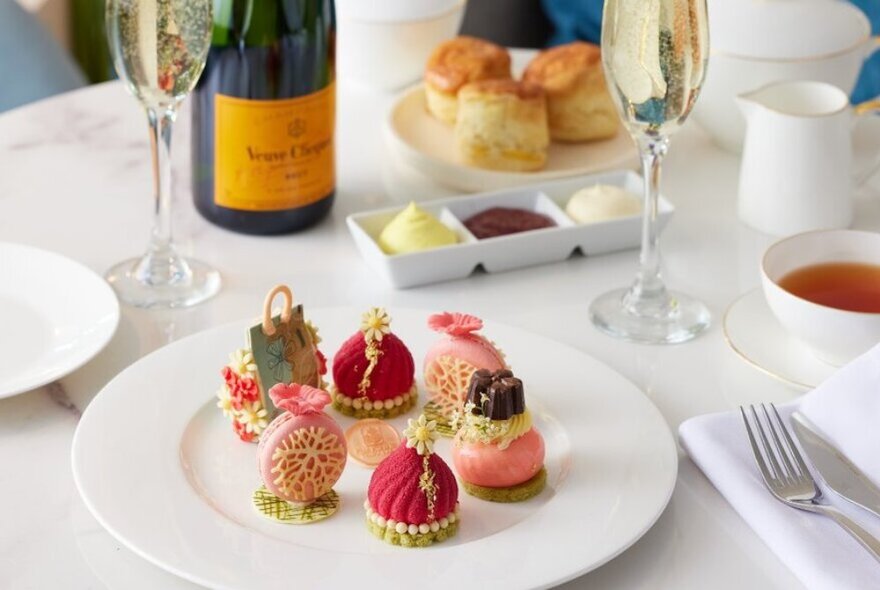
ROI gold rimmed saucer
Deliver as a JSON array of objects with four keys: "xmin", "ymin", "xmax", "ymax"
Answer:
[{"xmin": 723, "ymin": 290, "xmax": 837, "ymax": 390}]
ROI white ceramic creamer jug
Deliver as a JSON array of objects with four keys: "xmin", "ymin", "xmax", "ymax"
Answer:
[{"xmin": 737, "ymin": 80, "xmax": 879, "ymax": 236}]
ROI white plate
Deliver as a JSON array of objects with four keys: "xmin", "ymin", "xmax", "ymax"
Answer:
[
  {"xmin": 72, "ymin": 308, "xmax": 677, "ymax": 590},
  {"xmin": 0, "ymin": 243, "xmax": 119, "ymax": 398},
  {"xmin": 385, "ymin": 49, "xmax": 639, "ymax": 192},
  {"xmin": 724, "ymin": 290, "xmax": 837, "ymax": 391}
]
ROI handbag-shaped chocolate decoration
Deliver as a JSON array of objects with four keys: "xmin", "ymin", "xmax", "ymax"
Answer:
[{"xmin": 249, "ymin": 285, "xmax": 323, "ymax": 417}]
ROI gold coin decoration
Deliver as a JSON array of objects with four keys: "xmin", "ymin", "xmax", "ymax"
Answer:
[
  {"xmin": 346, "ymin": 419, "xmax": 400, "ymax": 467},
  {"xmin": 252, "ymin": 487, "xmax": 340, "ymax": 524}
]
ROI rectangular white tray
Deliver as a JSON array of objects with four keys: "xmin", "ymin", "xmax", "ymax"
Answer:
[{"xmin": 346, "ymin": 169, "xmax": 673, "ymax": 289}]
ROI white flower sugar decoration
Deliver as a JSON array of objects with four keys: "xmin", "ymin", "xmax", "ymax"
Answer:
[
  {"xmin": 404, "ymin": 414, "xmax": 439, "ymax": 456},
  {"xmin": 216, "ymin": 387, "xmax": 235, "ymax": 419},
  {"xmin": 228, "ymin": 348, "xmax": 258, "ymax": 377},
  {"xmin": 239, "ymin": 400, "xmax": 269, "ymax": 435},
  {"xmin": 360, "ymin": 307, "xmax": 391, "ymax": 344}
]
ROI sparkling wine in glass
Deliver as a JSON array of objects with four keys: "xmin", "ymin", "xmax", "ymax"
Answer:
[
  {"xmin": 105, "ymin": 0, "xmax": 220, "ymax": 308},
  {"xmin": 590, "ymin": 0, "xmax": 711, "ymax": 343}
]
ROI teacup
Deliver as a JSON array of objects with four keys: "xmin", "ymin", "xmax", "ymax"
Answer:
[{"xmin": 761, "ymin": 230, "xmax": 880, "ymax": 366}]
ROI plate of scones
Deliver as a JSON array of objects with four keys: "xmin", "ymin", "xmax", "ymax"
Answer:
[{"xmin": 385, "ymin": 36, "xmax": 639, "ymax": 192}]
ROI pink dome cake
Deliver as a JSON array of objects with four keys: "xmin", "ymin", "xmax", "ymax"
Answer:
[
  {"xmin": 452, "ymin": 369, "xmax": 546, "ymax": 502},
  {"xmin": 330, "ymin": 308, "xmax": 418, "ymax": 419},
  {"xmin": 257, "ymin": 383, "xmax": 347, "ymax": 510},
  {"xmin": 423, "ymin": 312, "xmax": 507, "ymax": 420},
  {"xmin": 365, "ymin": 414, "xmax": 460, "ymax": 547}
]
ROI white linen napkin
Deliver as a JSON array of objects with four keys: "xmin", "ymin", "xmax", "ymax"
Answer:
[{"xmin": 680, "ymin": 343, "xmax": 880, "ymax": 590}]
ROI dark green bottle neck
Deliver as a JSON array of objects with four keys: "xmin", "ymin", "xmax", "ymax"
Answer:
[{"xmin": 211, "ymin": 0, "xmax": 335, "ymax": 47}]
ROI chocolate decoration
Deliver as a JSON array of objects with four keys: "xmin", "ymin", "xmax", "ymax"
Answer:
[{"xmin": 466, "ymin": 369, "xmax": 525, "ymax": 420}]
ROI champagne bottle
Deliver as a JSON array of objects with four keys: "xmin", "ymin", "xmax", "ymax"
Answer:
[{"xmin": 192, "ymin": 0, "xmax": 335, "ymax": 235}]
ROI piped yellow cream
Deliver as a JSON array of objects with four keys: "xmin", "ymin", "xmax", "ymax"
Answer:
[
  {"xmin": 378, "ymin": 202, "xmax": 458, "ymax": 255},
  {"xmin": 457, "ymin": 408, "xmax": 534, "ymax": 450},
  {"xmin": 493, "ymin": 409, "xmax": 533, "ymax": 449}
]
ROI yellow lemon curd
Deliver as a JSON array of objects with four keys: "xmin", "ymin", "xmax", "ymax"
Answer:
[{"xmin": 378, "ymin": 202, "xmax": 458, "ymax": 255}]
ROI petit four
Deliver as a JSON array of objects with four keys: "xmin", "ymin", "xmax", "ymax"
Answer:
[
  {"xmin": 455, "ymin": 79, "xmax": 550, "ymax": 172},
  {"xmin": 378, "ymin": 202, "xmax": 458, "ymax": 255},
  {"xmin": 565, "ymin": 184, "xmax": 641, "ymax": 224},
  {"xmin": 452, "ymin": 369, "xmax": 546, "ymax": 502},
  {"xmin": 424, "ymin": 36, "xmax": 512, "ymax": 125},
  {"xmin": 331, "ymin": 308, "xmax": 418, "ymax": 418},
  {"xmin": 365, "ymin": 414, "xmax": 460, "ymax": 547},
  {"xmin": 522, "ymin": 42, "xmax": 618, "ymax": 142},
  {"xmin": 423, "ymin": 312, "xmax": 507, "ymax": 428},
  {"xmin": 253, "ymin": 383, "xmax": 347, "ymax": 524},
  {"xmin": 217, "ymin": 285, "xmax": 327, "ymax": 443},
  {"xmin": 463, "ymin": 207, "xmax": 556, "ymax": 239}
]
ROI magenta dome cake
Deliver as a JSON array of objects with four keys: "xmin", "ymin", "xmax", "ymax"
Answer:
[
  {"xmin": 253, "ymin": 383, "xmax": 347, "ymax": 524},
  {"xmin": 330, "ymin": 308, "xmax": 418, "ymax": 419},
  {"xmin": 452, "ymin": 369, "xmax": 546, "ymax": 502},
  {"xmin": 423, "ymin": 312, "xmax": 506, "ymax": 422},
  {"xmin": 365, "ymin": 414, "xmax": 460, "ymax": 547}
]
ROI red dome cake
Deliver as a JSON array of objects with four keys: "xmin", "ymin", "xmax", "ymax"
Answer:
[
  {"xmin": 330, "ymin": 308, "xmax": 418, "ymax": 419},
  {"xmin": 365, "ymin": 414, "xmax": 460, "ymax": 547}
]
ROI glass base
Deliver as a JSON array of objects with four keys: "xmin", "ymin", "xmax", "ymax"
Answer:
[
  {"xmin": 106, "ymin": 255, "xmax": 221, "ymax": 309},
  {"xmin": 590, "ymin": 287, "xmax": 711, "ymax": 345}
]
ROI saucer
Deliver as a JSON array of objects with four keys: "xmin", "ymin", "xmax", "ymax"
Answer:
[{"xmin": 723, "ymin": 290, "xmax": 837, "ymax": 390}]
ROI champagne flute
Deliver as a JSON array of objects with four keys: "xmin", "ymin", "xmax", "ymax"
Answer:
[
  {"xmin": 105, "ymin": 0, "xmax": 220, "ymax": 308},
  {"xmin": 590, "ymin": 0, "xmax": 711, "ymax": 343}
]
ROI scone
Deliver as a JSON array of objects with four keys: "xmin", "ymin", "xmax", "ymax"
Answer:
[
  {"xmin": 522, "ymin": 41, "xmax": 618, "ymax": 142},
  {"xmin": 425, "ymin": 36, "xmax": 512, "ymax": 125},
  {"xmin": 455, "ymin": 79, "xmax": 549, "ymax": 172}
]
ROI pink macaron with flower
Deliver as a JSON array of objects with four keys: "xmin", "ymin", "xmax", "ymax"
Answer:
[{"xmin": 258, "ymin": 383, "xmax": 347, "ymax": 506}]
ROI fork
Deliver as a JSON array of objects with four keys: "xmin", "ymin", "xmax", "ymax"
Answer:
[{"xmin": 741, "ymin": 403, "xmax": 880, "ymax": 562}]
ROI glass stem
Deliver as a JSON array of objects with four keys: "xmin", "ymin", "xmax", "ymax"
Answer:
[
  {"xmin": 625, "ymin": 135, "xmax": 673, "ymax": 316},
  {"xmin": 134, "ymin": 106, "xmax": 191, "ymax": 287}
]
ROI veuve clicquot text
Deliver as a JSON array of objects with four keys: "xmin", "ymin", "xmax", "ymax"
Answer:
[{"xmin": 192, "ymin": 0, "xmax": 335, "ymax": 234}]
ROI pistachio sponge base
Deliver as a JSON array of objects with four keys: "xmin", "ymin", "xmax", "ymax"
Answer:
[
  {"xmin": 461, "ymin": 467, "xmax": 547, "ymax": 503},
  {"xmin": 367, "ymin": 518, "xmax": 459, "ymax": 547},
  {"xmin": 331, "ymin": 386, "xmax": 418, "ymax": 419}
]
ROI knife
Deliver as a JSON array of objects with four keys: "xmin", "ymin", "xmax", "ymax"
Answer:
[{"xmin": 792, "ymin": 412, "xmax": 880, "ymax": 520}]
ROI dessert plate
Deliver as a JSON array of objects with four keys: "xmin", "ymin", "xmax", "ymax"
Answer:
[
  {"xmin": 0, "ymin": 242, "xmax": 119, "ymax": 398},
  {"xmin": 385, "ymin": 49, "xmax": 639, "ymax": 192},
  {"xmin": 724, "ymin": 290, "xmax": 836, "ymax": 390},
  {"xmin": 72, "ymin": 308, "xmax": 677, "ymax": 590}
]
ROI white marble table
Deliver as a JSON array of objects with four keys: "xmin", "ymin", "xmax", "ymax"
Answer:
[{"xmin": 2, "ymin": 79, "xmax": 879, "ymax": 590}]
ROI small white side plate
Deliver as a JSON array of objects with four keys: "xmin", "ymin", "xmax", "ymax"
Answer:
[
  {"xmin": 347, "ymin": 170, "xmax": 673, "ymax": 288},
  {"xmin": 72, "ymin": 308, "xmax": 677, "ymax": 590},
  {"xmin": 724, "ymin": 289, "xmax": 836, "ymax": 391},
  {"xmin": 0, "ymin": 243, "xmax": 119, "ymax": 398},
  {"xmin": 384, "ymin": 49, "xmax": 639, "ymax": 192}
]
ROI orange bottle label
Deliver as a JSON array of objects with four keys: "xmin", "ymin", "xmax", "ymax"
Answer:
[{"xmin": 214, "ymin": 83, "xmax": 335, "ymax": 211}]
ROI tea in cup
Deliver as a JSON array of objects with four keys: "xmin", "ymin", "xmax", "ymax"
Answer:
[{"xmin": 761, "ymin": 230, "xmax": 880, "ymax": 366}]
